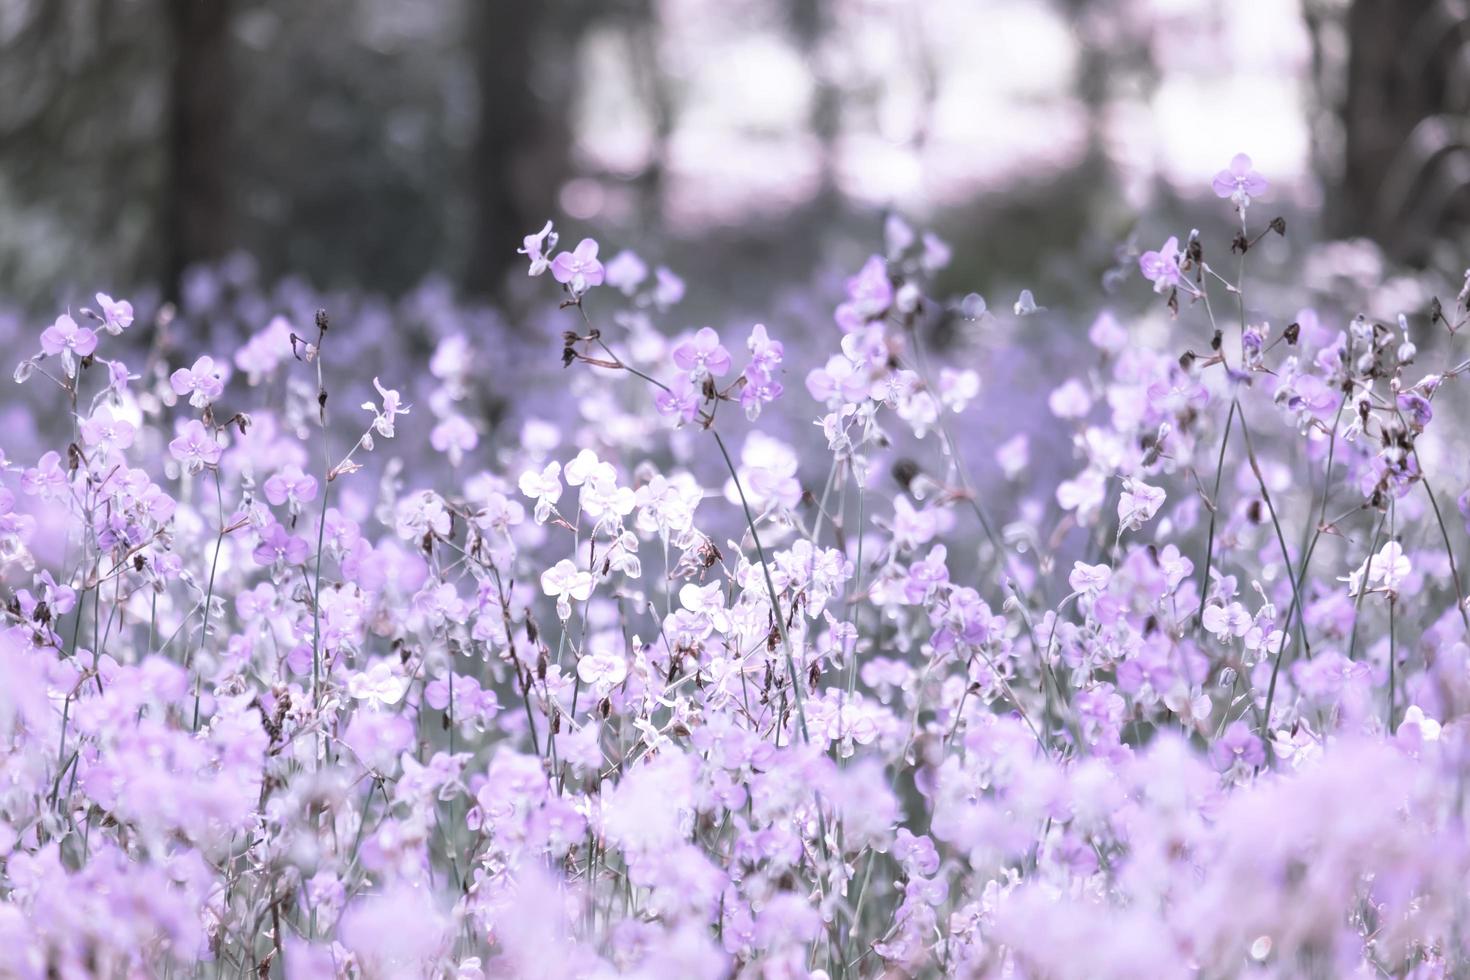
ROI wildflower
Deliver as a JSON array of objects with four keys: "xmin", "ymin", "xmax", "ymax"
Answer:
[
  {"xmin": 170, "ymin": 355, "xmax": 228, "ymax": 408},
  {"xmin": 40, "ymin": 314, "xmax": 97, "ymax": 375},
  {"xmin": 1068, "ymin": 561, "xmax": 1112, "ymax": 595},
  {"xmin": 541, "ymin": 558, "xmax": 593, "ymax": 619},
  {"xmin": 1399, "ymin": 705, "xmax": 1442, "ymax": 742},
  {"xmin": 1117, "ymin": 480, "xmax": 1165, "ymax": 531},
  {"xmin": 835, "ymin": 256, "xmax": 893, "ymax": 331},
  {"xmin": 1397, "ymin": 392, "xmax": 1432, "ymax": 431},
  {"xmin": 550, "ymin": 238, "xmax": 605, "ymax": 296},
  {"xmin": 996, "ymin": 434, "xmax": 1029, "ymax": 480},
  {"xmin": 738, "ymin": 367, "xmax": 783, "ymax": 421},
  {"xmin": 168, "ymin": 419, "xmax": 222, "ymax": 471},
  {"xmin": 518, "ymin": 220, "xmax": 558, "ymax": 276},
  {"xmin": 653, "ymin": 267, "xmax": 685, "ymax": 308},
  {"xmin": 431, "ymin": 414, "xmax": 478, "ymax": 467},
  {"xmin": 604, "ymin": 250, "xmax": 648, "ymax": 294},
  {"xmin": 1211, "ymin": 152, "xmax": 1268, "ymax": 210},
  {"xmin": 348, "ymin": 660, "xmax": 411, "ymax": 710},
  {"xmin": 263, "ymin": 464, "xmax": 319, "ymax": 510},
  {"xmin": 1047, "ymin": 378, "xmax": 1092, "ymax": 419},
  {"xmin": 253, "ymin": 521, "xmax": 309, "ymax": 566},
  {"xmin": 745, "ymin": 323, "xmax": 784, "ymax": 375},
  {"xmin": 672, "ymin": 327, "xmax": 732, "ymax": 381},
  {"xmin": 1138, "ymin": 236, "xmax": 1190, "ymax": 295},
  {"xmin": 364, "ymin": 377, "xmax": 411, "ymax": 438},
  {"xmin": 94, "ymin": 293, "xmax": 134, "ymax": 334},
  {"xmin": 576, "ymin": 647, "xmax": 628, "ymax": 694},
  {"xmin": 654, "ymin": 374, "xmax": 701, "ymax": 425},
  {"xmin": 1211, "ymin": 721, "xmax": 1266, "ymax": 771},
  {"xmin": 79, "ymin": 409, "xmax": 137, "ymax": 452},
  {"xmin": 518, "ymin": 461, "xmax": 563, "ymax": 523},
  {"xmin": 1344, "ymin": 541, "xmax": 1411, "ymax": 595},
  {"xmin": 1202, "ymin": 602, "xmax": 1251, "ymax": 638}
]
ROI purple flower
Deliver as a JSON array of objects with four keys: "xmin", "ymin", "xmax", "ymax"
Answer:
[
  {"xmin": 745, "ymin": 323, "xmax": 784, "ymax": 375},
  {"xmin": 655, "ymin": 374, "xmax": 701, "ymax": 425},
  {"xmin": 549, "ymin": 238, "xmax": 605, "ymax": 295},
  {"xmin": 672, "ymin": 327, "xmax": 732, "ymax": 380},
  {"xmin": 518, "ymin": 220, "xmax": 558, "ymax": 276},
  {"xmin": 94, "ymin": 293, "xmax": 134, "ymax": 334},
  {"xmin": 653, "ymin": 266, "xmax": 685, "ymax": 308},
  {"xmin": 431, "ymin": 414, "xmax": 478, "ymax": 467},
  {"xmin": 79, "ymin": 409, "xmax": 137, "ymax": 452},
  {"xmin": 168, "ymin": 419, "xmax": 222, "ymax": 471},
  {"xmin": 1211, "ymin": 152, "xmax": 1269, "ymax": 209},
  {"xmin": 739, "ymin": 366, "xmax": 783, "ymax": 421},
  {"xmin": 170, "ymin": 355, "xmax": 228, "ymax": 408},
  {"xmin": 1211, "ymin": 721, "xmax": 1266, "ymax": 771},
  {"xmin": 1397, "ymin": 392, "xmax": 1432, "ymax": 431},
  {"xmin": 253, "ymin": 521, "xmax": 309, "ymax": 566},
  {"xmin": 40, "ymin": 314, "xmax": 97, "ymax": 375},
  {"xmin": 1138, "ymin": 236, "xmax": 1189, "ymax": 295},
  {"xmin": 263, "ymin": 464, "xmax": 319, "ymax": 509},
  {"xmin": 604, "ymin": 250, "xmax": 648, "ymax": 294},
  {"xmin": 835, "ymin": 255, "xmax": 893, "ymax": 332}
]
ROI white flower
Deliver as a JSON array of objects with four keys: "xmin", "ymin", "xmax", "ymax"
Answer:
[
  {"xmin": 1068, "ymin": 561, "xmax": 1112, "ymax": 595},
  {"xmin": 518, "ymin": 461, "xmax": 563, "ymax": 524},
  {"xmin": 1400, "ymin": 705, "xmax": 1442, "ymax": 742},
  {"xmin": 541, "ymin": 558, "xmax": 593, "ymax": 619},
  {"xmin": 1343, "ymin": 541, "xmax": 1411, "ymax": 595},
  {"xmin": 363, "ymin": 377, "xmax": 410, "ymax": 438},
  {"xmin": 1048, "ymin": 378, "xmax": 1091, "ymax": 419},
  {"xmin": 348, "ymin": 660, "xmax": 408, "ymax": 709},
  {"xmin": 577, "ymin": 648, "xmax": 628, "ymax": 694},
  {"xmin": 1117, "ymin": 480, "xmax": 1166, "ymax": 531},
  {"xmin": 1202, "ymin": 601, "xmax": 1252, "ymax": 639}
]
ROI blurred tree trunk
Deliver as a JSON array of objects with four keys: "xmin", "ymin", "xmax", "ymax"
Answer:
[
  {"xmin": 465, "ymin": 2, "xmax": 576, "ymax": 298},
  {"xmin": 790, "ymin": 0, "xmax": 840, "ymax": 208},
  {"xmin": 1335, "ymin": 0, "xmax": 1448, "ymax": 259},
  {"xmin": 165, "ymin": 0, "xmax": 234, "ymax": 295}
]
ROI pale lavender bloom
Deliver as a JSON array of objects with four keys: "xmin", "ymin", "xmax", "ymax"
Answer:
[
  {"xmin": 604, "ymin": 250, "xmax": 648, "ymax": 294},
  {"xmin": 263, "ymin": 464, "xmax": 319, "ymax": 509},
  {"xmin": 835, "ymin": 255, "xmax": 893, "ymax": 331},
  {"xmin": 253, "ymin": 521, "xmax": 309, "ymax": 566},
  {"xmin": 79, "ymin": 409, "xmax": 136, "ymax": 452},
  {"xmin": 40, "ymin": 314, "xmax": 97, "ymax": 375},
  {"xmin": 1211, "ymin": 152, "xmax": 1269, "ymax": 209},
  {"xmin": 168, "ymin": 419, "xmax": 222, "ymax": 471},
  {"xmin": 672, "ymin": 327, "xmax": 732, "ymax": 380},
  {"xmin": 518, "ymin": 220, "xmax": 558, "ymax": 276},
  {"xmin": 541, "ymin": 558, "xmax": 593, "ymax": 619},
  {"xmin": 652, "ymin": 266, "xmax": 685, "ymax": 307},
  {"xmin": 577, "ymin": 647, "xmax": 628, "ymax": 694},
  {"xmin": 363, "ymin": 376, "xmax": 410, "ymax": 438},
  {"xmin": 1211, "ymin": 721, "xmax": 1266, "ymax": 770},
  {"xmin": 550, "ymin": 238, "xmax": 605, "ymax": 295},
  {"xmin": 431, "ymin": 414, "xmax": 478, "ymax": 467},
  {"xmin": 655, "ymin": 373, "xmax": 701, "ymax": 425},
  {"xmin": 1138, "ymin": 236, "xmax": 1189, "ymax": 295},
  {"xmin": 738, "ymin": 366, "xmax": 783, "ymax": 421},
  {"xmin": 93, "ymin": 293, "xmax": 134, "ymax": 334},
  {"xmin": 170, "ymin": 355, "xmax": 228, "ymax": 407}
]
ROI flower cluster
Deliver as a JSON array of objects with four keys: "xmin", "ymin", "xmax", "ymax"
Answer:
[{"xmin": 3, "ymin": 154, "xmax": 1470, "ymax": 979}]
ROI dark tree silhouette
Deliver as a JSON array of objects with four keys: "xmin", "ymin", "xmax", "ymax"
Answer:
[
  {"xmin": 165, "ymin": 0, "xmax": 235, "ymax": 295},
  {"xmin": 1333, "ymin": 0, "xmax": 1470, "ymax": 262},
  {"xmin": 465, "ymin": 2, "xmax": 579, "ymax": 298}
]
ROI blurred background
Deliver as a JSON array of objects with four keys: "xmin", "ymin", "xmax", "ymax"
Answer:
[{"xmin": 0, "ymin": 0, "xmax": 1465, "ymax": 314}]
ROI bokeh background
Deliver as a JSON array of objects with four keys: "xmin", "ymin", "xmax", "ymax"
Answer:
[{"xmin": 0, "ymin": 0, "xmax": 1463, "ymax": 314}]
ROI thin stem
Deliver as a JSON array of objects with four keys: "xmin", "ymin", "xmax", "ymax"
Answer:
[{"xmin": 1195, "ymin": 398, "xmax": 1238, "ymax": 625}]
